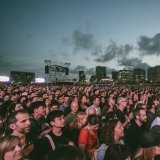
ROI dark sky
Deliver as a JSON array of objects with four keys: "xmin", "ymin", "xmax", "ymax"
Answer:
[{"xmin": 1, "ymin": 0, "xmax": 160, "ymax": 80}]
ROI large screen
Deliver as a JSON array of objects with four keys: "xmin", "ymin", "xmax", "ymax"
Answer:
[
  {"xmin": 35, "ymin": 78, "xmax": 45, "ymax": 83},
  {"xmin": 0, "ymin": 76, "xmax": 9, "ymax": 82}
]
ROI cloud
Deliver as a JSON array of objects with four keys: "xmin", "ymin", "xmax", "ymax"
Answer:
[
  {"xmin": 138, "ymin": 33, "xmax": 160, "ymax": 55},
  {"xmin": 69, "ymin": 65, "xmax": 86, "ymax": 74},
  {"xmin": 91, "ymin": 45, "xmax": 102, "ymax": 56},
  {"xmin": 62, "ymin": 38, "xmax": 69, "ymax": 45},
  {"xmin": 94, "ymin": 41, "xmax": 133, "ymax": 62},
  {"xmin": 85, "ymin": 68, "xmax": 95, "ymax": 75},
  {"xmin": 72, "ymin": 30, "xmax": 96, "ymax": 53},
  {"xmin": 117, "ymin": 56, "xmax": 150, "ymax": 71}
]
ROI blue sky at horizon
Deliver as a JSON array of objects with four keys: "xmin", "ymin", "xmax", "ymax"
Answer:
[{"xmin": 1, "ymin": 0, "xmax": 160, "ymax": 80}]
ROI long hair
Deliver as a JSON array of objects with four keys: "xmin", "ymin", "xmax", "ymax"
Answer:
[
  {"xmin": 72, "ymin": 112, "xmax": 87, "ymax": 130},
  {"xmin": 78, "ymin": 94, "xmax": 86, "ymax": 105},
  {"xmin": 0, "ymin": 135, "xmax": 20, "ymax": 160},
  {"xmin": 100, "ymin": 119, "xmax": 119, "ymax": 146}
]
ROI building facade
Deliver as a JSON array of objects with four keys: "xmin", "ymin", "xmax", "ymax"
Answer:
[
  {"xmin": 96, "ymin": 66, "xmax": 106, "ymax": 82},
  {"xmin": 79, "ymin": 71, "xmax": 85, "ymax": 82},
  {"xmin": 155, "ymin": 65, "xmax": 160, "ymax": 82},
  {"xmin": 148, "ymin": 67, "xmax": 156, "ymax": 82},
  {"xmin": 118, "ymin": 70, "xmax": 133, "ymax": 83},
  {"xmin": 133, "ymin": 68, "xmax": 145, "ymax": 82},
  {"xmin": 112, "ymin": 71, "xmax": 119, "ymax": 81}
]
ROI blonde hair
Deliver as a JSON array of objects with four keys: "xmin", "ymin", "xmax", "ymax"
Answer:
[
  {"xmin": 0, "ymin": 135, "xmax": 20, "ymax": 160},
  {"xmin": 72, "ymin": 112, "xmax": 87, "ymax": 130},
  {"xmin": 132, "ymin": 146, "xmax": 160, "ymax": 160}
]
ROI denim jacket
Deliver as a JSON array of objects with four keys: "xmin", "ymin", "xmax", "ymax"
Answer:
[{"xmin": 96, "ymin": 140, "xmax": 125, "ymax": 160}]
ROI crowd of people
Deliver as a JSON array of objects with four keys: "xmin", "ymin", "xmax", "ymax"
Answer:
[{"xmin": 0, "ymin": 84, "xmax": 160, "ymax": 160}]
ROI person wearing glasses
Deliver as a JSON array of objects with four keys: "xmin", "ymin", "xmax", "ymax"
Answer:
[{"xmin": 116, "ymin": 97, "xmax": 133, "ymax": 128}]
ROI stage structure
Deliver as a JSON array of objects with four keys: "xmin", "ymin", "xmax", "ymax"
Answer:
[{"xmin": 44, "ymin": 60, "xmax": 71, "ymax": 82}]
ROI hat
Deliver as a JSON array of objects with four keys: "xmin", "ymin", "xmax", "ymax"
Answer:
[
  {"xmin": 151, "ymin": 125, "xmax": 160, "ymax": 140},
  {"xmin": 139, "ymin": 130, "xmax": 160, "ymax": 148}
]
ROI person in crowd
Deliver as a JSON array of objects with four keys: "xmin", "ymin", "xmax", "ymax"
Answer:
[
  {"xmin": 50, "ymin": 102, "xmax": 59, "ymax": 112},
  {"xmin": 70, "ymin": 112, "xmax": 87, "ymax": 147},
  {"xmin": 7, "ymin": 110, "xmax": 35, "ymax": 159},
  {"xmin": 104, "ymin": 144, "xmax": 131, "ymax": 160},
  {"xmin": 1, "ymin": 92, "xmax": 20, "ymax": 116},
  {"xmin": 125, "ymin": 108, "xmax": 147, "ymax": 154},
  {"xmin": 0, "ymin": 135, "xmax": 23, "ymax": 160},
  {"xmin": 86, "ymin": 96, "xmax": 101, "ymax": 116},
  {"xmin": 116, "ymin": 96, "xmax": 133, "ymax": 128},
  {"xmin": 99, "ymin": 96, "xmax": 107, "ymax": 110},
  {"xmin": 88, "ymin": 107, "xmax": 96, "ymax": 115},
  {"xmin": 97, "ymin": 119, "xmax": 125, "ymax": 160},
  {"xmin": 59, "ymin": 95, "xmax": 70, "ymax": 112},
  {"xmin": 57, "ymin": 95, "xmax": 64, "ymax": 107},
  {"xmin": 65, "ymin": 101, "xmax": 79, "ymax": 128},
  {"xmin": 133, "ymin": 125, "xmax": 160, "ymax": 160},
  {"xmin": 0, "ymin": 114, "xmax": 6, "ymax": 138},
  {"xmin": 29, "ymin": 101, "xmax": 46, "ymax": 141},
  {"xmin": 146, "ymin": 96, "xmax": 159, "ymax": 129},
  {"xmin": 151, "ymin": 104, "xmax": 160, "ymax": 128},
  {"xmin": 36, "ymin": 110, "xmax": 69, "ymax": 158},
  {"xmin": 7, "ymin": 102, "xmax": 23, "ymax": 115},
  {"xmin": 78, "ymin": 114, "xmax": 100, "ymax": 160},
  {"xmin": 78, "ymin": 94, "xmax": 88, "ymax": 112}
]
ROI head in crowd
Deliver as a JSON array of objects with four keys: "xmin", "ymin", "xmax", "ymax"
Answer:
[
  {"xmin": 7, "ymin": 110, "xmax": 30, "ymax": 134},
  {"xmin": 117, "ymin": 97, "xmax": 128, "ymax": 108},
  {"xmin": 136, "ymin": 103, "xmax": 147, "ymax": 111},
  {"xmin": 29, "ymin": 101, "xmax": 46, "ymax": 115},
  {"xmin": 47, "ymin": 145, "xmax": 86, "ymax": 160},
  {"xmin": 30, "ymin": 96, "xmax": 40, "ymax": 102},
  {"xmin": 92, "ymin": 96, "xmax": 100, "ymax": 107},
  {"xmin": 70, "ymin": 101, "xmax": 79, "ymax": 114},
  {"xmin": 0, "ymin": 135, "xmax": 23, "ymax": 160},
  {"xmin": 133, "ymin": 108, "xmax": 147, "ymax": 124},
  {"xmin": 57, "ymin": 95, "xmax": 64, "ymax": 104},
  {"xmin": 50, "ymin": 102, "xmax": 59, "ymax": 112},
  {"xmin": 104, "ymin": 144, "xmax": 131, "ymax": 160},
  {"xmin": 63, "ymin": 95, "xmax": 70, "ymax": 106},
  {"xmin": 78, "ymin": 94, "xmax": 87, "ymax": 105},
  {"xmin": 72, "ymin": 112, "xmax": 87, "ymax": 130},
  {"xmin": 88, "ymin": 107, "xmax": 96, "ymax": 115},
  {"xmin": 47, "ymin": 110, "xmax": 65, "ymax": 128},
  {"xmin": 128, "ymin": 98, "xmax": 133, "ymax": 105},
  {"xmin": 100, "ymin": 119, "xmax": 124, "ymax": 146},
  {"xmin": 17, "ymin": 96, "xmax": 28, "ymax": 103},
  {"xmin": 148, "ymin": 96, "xmax": 159, "ymax": 109},
  {"xmin": 69, "ymin": 95, "xmax": 78, "ymax": 105},
  {"xmin": 8, "ymin": 103, "xmax": 23, "ymax": 114},
  {"xmin": 85, "ymin": 114, "xmax": 99, "ymax": 131},
  {"xmin": 3, "ymin": 94, "xmax": 10, "ymax": 102}
]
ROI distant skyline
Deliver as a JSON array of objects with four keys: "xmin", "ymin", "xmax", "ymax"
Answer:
[{"xmin": 1, "ymin": 0, "xmax": 160, "ymax": 80}]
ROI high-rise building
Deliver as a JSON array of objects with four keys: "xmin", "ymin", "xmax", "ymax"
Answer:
[
  {"xmin": 118, "ymin": 70, "xmax": 133, "ymax": 83},
  {"xmin": 133, "ymin": 68, "xmax": 145, "ymax": 82},
  {"xmin": 90, "ymin": 75, "xmax": 97, "ymax": 83},
  {"xmin": 155, "ymin": 65, "xmax": 160, "ymax": 82},
  {"xmin": 79, "ymin": 71, "xmax": 85, "ymax": 82},
  {"xmin": 96, "ymin": 66, "xmax": 106, "ymax": 82},
  {"xmin": 148, "ymin": 67, "xmax": 156, "ymax": 82},
  {"xmin": 112, "ymin": 71, "xmax": 119, "ymax": 81}
]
